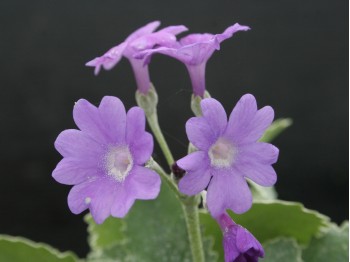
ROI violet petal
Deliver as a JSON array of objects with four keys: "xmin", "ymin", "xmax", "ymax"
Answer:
[
  {"xmin": 98, "ymin": 96, "xmax": 127, "ymax": 144},
  {"xmin": 128, "ymin": 165, "xmax": 161, "ymax": 199},
  {"xmin": 207, "ymin": 168, "xmax": 252, "ymax": 217},
  {"xmin": 178, "ymin": 168, "xmax": 212, "ymax": 196},
  {"xmin": 177, "ymin": 151, "xmax": 209, "ymax": 171},
  {"xmin": 52, "ymin": 158, "xmax": 99, "ymax": 185},
  {"xmin": 186, "ymin": 117, "xmax": 216, "ymax": 150},
  {"xmin": 201, "ymin": 98, "xmax": 227, "ymax": 137}
]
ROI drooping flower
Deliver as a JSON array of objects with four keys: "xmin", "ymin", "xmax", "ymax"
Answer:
[
  {"xmin": 52, "ymin": 96, "xmax": 161, "ymax": 224},
  {"xmin": 134, "ymin": 23, "xmax": 250, "ymax": 97},
  {"xmin": 177, "ymin": 94, "xmax": 278, "ymax": 217},
  {"xmin": 217, "ymin": 213, "xmax": 264, "ymax": 262},
  {"xmin": 86, "ymin": 21, "xmax": 187, "ymax": 94}
]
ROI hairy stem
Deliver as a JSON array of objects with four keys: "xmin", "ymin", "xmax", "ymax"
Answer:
[
  {"xmin": 136, "ymin": 87, "xmax": 175, "ymax": 168},
  {"xmin": 182, "ymin": 196, "xmax": 205, "ymax": 262},
  {"xmin": 146, "ymin": 112, "xmax": 175, "ymax": 167}
]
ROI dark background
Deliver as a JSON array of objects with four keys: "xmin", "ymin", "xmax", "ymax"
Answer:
[{"xmin": 0, "ymin": 0, "xmax": 348, "ymax": 257}]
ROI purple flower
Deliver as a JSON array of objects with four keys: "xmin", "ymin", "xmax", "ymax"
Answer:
[
  {"xmin": 217, "ymin": 213, "xmax": 264, "ymax": 262},
  {"xmin": 86, "ymin": 21, "xmax": 187, "ymax": 94},
  {"xmin": 52, "ymin": 96, "xmax": 161, "ymax": 224},
  {"xmin": 177, "ymin": 94, "xmax": 278, "ymax": 217},
  {"xmin": 135, "ymin": 23, "xmax": 250, "ymax": 97}
]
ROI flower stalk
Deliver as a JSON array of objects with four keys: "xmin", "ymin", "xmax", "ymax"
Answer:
[
  {"xmin": 181, "ymin": 195, "xmax": 205, "ymax": 262},
  {"xmin": 136, "ymin": 86, "xmax": 175, "ymax": 167},
  {"xmin": 143, "ymin": 95, "xmax": 205, "ymax": 261}
]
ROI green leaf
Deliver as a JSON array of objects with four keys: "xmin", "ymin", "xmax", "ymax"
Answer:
[
  {"xmin": 86, "ymin": 182, "xmax": 217, "ymax": 262},
  {"xmin": 0, "ymin": 235, "xmax": 79, "ymax": 262},
  {"xmin": 249, "ymin": 181, "xmax": 277, "ymax": 201},
  {"xmin": 229, "ymin": 200, "xmax": 329, "ymax": 245},
  {"xmin": 302, "ymin": 222, "xmax": 349, "ymax": 262},
  {"xmin": 260, "ymin": 118, "xmax": 292, "ymax": 142},
  {"xmin": 85, "ymin": 213, "xmax": 126, "ymax": 251},
  {"xmin": 262, "ymin": 238, "xmax": 303, "ymax": 262}
]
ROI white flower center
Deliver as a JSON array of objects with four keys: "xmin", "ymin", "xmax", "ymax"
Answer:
[
  {"xmin": 208, "ymin": 138, "xmax": 236, "ymax": 168},
  {"xmin": 105, "ymin": 146, "xmax": 133, "ymax": 182}
]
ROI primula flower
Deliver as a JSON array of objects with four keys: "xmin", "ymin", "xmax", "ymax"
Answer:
[
  {"xmin": 217, "ymin": 213, "xmax": 264, "ymax": 262},
  {"xmin": 135, "ymin": 23, "xmax": 250, "ymax": 97},
  {"xmin": 52, "ymin": 96, "xmax": 161, "ymax": 224},
  {"xmin": 86, "ymin": 21, "xmax": 187, "ymax": 94},
  {"xmin": 177, "ymin": 94, "xmax": 278, "ymax": 217}
]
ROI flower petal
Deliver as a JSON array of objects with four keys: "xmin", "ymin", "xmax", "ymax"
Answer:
[
  {"xmin": 224, "ymin": 237, "xmax": 240, "ymax": 262},
  {"xmin": 85, "ymin": 57, "xmax": 104, "ymax": 75},
  {"xmin": 241, "ymin": 106, "xmax": 274, "ymax": 144},
  {"xmin": 126, "ymin": 107, "xmax": 146, "ymax": 142},
  {"xmin": 238, "ymin": 142, "xmax": 279, "ymax": 165},
  {"xmin": 179, "ymin": 168, "xmax": 212, "ymax": 195},
  {"xmin": 126, "ymin": 107, "xmax": 153, "ymax": 164},
  {"xmin": 130, "ymin": 32, "xmax": 177, "ymax": 52},
  {"xmin": 158, "ymin": 25, "xmax": 188, "ymax": 36},
  {"xmin": 101, "ymin": 42, "xmax": 128, "ymax": 70},
  {"xmin": 126, "ymin": 21, "xmax": 161, "ymax": 42},
  {"xmin": 180, "ymin": 33, "xmax": 214, "ymax": 45},
  {"xmin": 177, "ymin": 41, "xmax": 217, "ymax": 65},
  {"xmin": 206, "ymin": 168, "xmax": 252, "ymax": 217},
  {"xmin": 127, "ymin": 165, "xmax": 161, "ymax": 199},
  {"xmin": 216, "ymin": 23, "xmax": 251, "ymax": 43},
  {"xmin": 73, "ymin": 99, "xmax": 110, "ymax": 144},
  {"xmin": 130, "ymin": 26, "xmax": 188, "ymax": 53},
  {"xmin": 54, "ymin": 129, "xmax": 104, "ymax": 158},
  {"xmin": 134, "ymin": 46, "xmax": 191, "ymax": 65},
  {"xmin": 131, "ymin": 133, "xmax": 153, "ymax": 165},
  {"xmin": 67, "ymin": 177, "xmax": 115, "ymax": 224},
  {"xmin": 186, "ymin": 117, "xmax": 216, "ymax": 150},
  {"xmin": 201, "ymin": 98, "xmax": 227, "ymax": 137},
  {"xmin": 110, "ymin": 186, "xmax": 135, "ymax": 218},
  {"xmin": 177, "ymin": 151, "xmax": 209, "ymax": 171},
  {"xmin": 236, "ymin": 226, "xmax": 264, "ymax": 257},
  {"xmin": 224, "ymin": 94, "xmax": 258, "ymax": 143},
  {"xmin": 85, "ymin": 42, "xmax": 128, "ymax": 75},
  {"xmin": 52, "ymin": 158, "xmax": 99, "ymax": 185},
  {"xmin": 237, "ymin": 162, "xmax": 277, "ymax": 187},
  {"xmin": 99, "ymin": 96, "xmax": 126, "ymax": 144}
]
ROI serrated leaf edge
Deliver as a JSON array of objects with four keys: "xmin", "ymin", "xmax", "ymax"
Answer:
[
  {"xmin": 0, "ymin": 234, "xmax": 80, "ymax": 261},
  {"xmin": 84, "ymin": 214, "xmax": 129, "ymax": 252},
  {"xmin": 263, "ymin": 237, "xmax": 304, "ymax": 262},
  {"xmin": 253, "ymin": 199, "xmax": 330, "ymax": 227}
]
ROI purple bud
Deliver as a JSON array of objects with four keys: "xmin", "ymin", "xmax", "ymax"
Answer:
[{"xmin": 216, "ymin": 213, "xmax": 264, "ymax": 262}]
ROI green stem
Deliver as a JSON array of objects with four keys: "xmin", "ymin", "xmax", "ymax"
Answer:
[
  {"xmin": 137, "ymin": 88, "xmax": 204, "ymax": 261},
  {"xmin": 135, "ymin": 87, "xmax": 175, "ymax": 168},
  {"xmin": 149, "ymin": 160, "xmax": 205, "ymax": 262},
  {"xmin": 146, "ymin": 112, "xmax": 175, "ymax": 167},
  {"xmin": 181, "ymin": 196, "xmax": 205, "ymax": 262}
]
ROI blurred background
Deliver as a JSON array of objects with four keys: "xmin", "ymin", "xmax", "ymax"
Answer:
[{"xmin": 0, "ymin": 0, "xmax": 348, "ymax": 257}]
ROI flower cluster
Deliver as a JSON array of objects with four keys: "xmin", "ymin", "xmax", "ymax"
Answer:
[
  {"xmin": 53, "ymin": 21, "xmax": 279, "ymax": 261},
  {"xmin": 87, "ymin": 21, "xmax": 249, "ymax": 97},
  {"xmin": 135, "ymin": 23, "xmax": 250, "ymax": 97}
]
